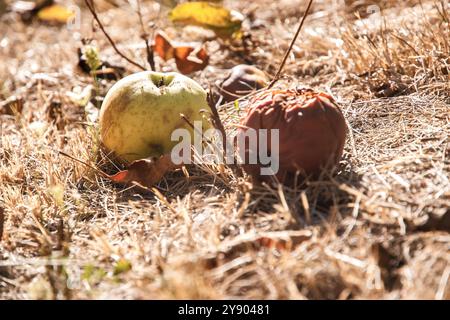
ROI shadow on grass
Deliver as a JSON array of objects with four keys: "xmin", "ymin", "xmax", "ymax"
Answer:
[
  {"xmin": 93, "ymin": 152, "xmax": 363, "ymax": 230},
  {"xmin": 241, "ymin": 154, "xmax": 364, "ymax": 228}
]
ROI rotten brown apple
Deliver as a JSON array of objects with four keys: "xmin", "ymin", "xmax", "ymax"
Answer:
[{"xmin": 237, "ymin": 87, "xmax": 347, "ymax": 184}]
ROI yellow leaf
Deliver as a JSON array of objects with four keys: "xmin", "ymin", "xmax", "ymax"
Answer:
[
  {"xmin": 37, "ymin": 4, "xmax": 75, "ymax": 24},
  {"xmin": 169, "ymin": 1, "xmax": 242, "ymax": 37}
]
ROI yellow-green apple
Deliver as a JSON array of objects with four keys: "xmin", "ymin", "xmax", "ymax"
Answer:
[{"xmin": 99, "ymin": 71, "xmax": 210, "ymax": 163}]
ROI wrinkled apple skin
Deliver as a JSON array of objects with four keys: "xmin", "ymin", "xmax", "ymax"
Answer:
[
  {"xmin": 238, "ymin": 87, "xmax": 347, "ymax": 183},
  {"xmin": 99, "ymin": 71, "xmax": 210, "ymax": 163}
]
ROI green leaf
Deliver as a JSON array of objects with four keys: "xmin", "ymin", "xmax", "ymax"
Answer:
[
  {"xmin": 82, "ymin": 264, "xmax": 107, "ymax": 284},
  {"xmin": 169, "ymin": 2, "xmax": 243, "ymax": 37},
  {"xmin": 82, "ymin": 45, "xmax": 101, "ymax": 73},
  {"xmin": 113, "ymin": 259, "xmax": 132, "ymax": 275},
  {"xmin": 234, "ymin": 100, "xmax": 240, "ymax": 112}
]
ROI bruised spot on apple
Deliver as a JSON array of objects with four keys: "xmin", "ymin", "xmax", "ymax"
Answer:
[{"xmin": 99, "ymin": 71, "xmax": 211, "ymax": 163}]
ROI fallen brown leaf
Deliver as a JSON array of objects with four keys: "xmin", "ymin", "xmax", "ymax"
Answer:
[
  {"xmin": 174, "ymin": 45, "xmax": 209, "ymax": 74},
  {"xmin": 109, "ymin": 154, "xmax": 179, "ymax": 188},
  {"xmin": 154, "ymin": 31, "xmax": 175, "ymax": 61},
  {"xmin": 153, "ymin": 31, "xmax": 209, "ymax": 74}
]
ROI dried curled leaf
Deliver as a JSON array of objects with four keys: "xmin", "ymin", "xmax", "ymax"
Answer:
[
  {"xmin": 154, "ymin": 31, "xmax": 175, "ymax": 61},
  {"xmin": 169, "ymin": 1, "xmax": 243, "ymax": 37},
  {"xmin": 109, "ymin": 154, "xmax": 179, "ymax": 188},
  {"xmin": 37, "ymin": 4, "xmax": 75, "ymax": 24},
  {"xmin": 154, "ymin": 31, "xmax": 209, "ymax": 74},
  {"xmin": 174, "ymin": 46, "xmax": 209, "ymax": 74}
]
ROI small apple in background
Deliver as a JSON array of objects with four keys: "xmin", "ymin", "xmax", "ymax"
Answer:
[
  {"xmin": 99, "ymin": 71, "xmax": 210, "ymax": 163},
  {"xmin": 218, "ymin": 65, "xmax": 268, "ymax": 103}
]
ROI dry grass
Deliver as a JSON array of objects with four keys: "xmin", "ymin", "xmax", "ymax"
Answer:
[{"xmin": 0, "ymin": 0, "xmax": 449, "ymax": 299}]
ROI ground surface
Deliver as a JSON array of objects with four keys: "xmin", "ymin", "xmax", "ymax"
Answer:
[{"xmin": 0, "ymin": 0, "xmax": 449, "ymax": 299}]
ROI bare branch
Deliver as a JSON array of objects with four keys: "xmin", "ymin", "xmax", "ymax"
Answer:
[
  {"xmin": 84, "ymin": 0, "xmax": 146, "ymax": 71},
  {"xmin": 268, "ymin": 0, "xmax": 314, "ymax": 88},
  {"xmin": 58, "ymin": 150, "xmax": 110, "ymax": 179},
  {"xmin": 135, "ymin": 0, "xmax": 155, "ymax": 71}
]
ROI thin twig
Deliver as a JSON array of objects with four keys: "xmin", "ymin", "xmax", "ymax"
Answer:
[
  {"xmin": 207, "ymin": 89, "xmax": 227, "ymax": 152},
  {"xmin": 58, "ymin": 150, "xmax": 110, "ymax": 179},
  {"xmin": 180, "ymin": 113, "xmax": 196, "ymax": 131},
  {"xmin": 84, "ymin": 0, "xmax": 146, "ymax": 71},
  {"xmin": 135, "ymin": 0, "xmax": 155, "ymax": 71},
  {"xmin": 180, "ymin": 113, "xmax": 224, "ymax": 158},
  {"xmin": 268, "ymin": 0, "xmax": 314, "ymax": 88},
  {"xmin": 391, "ymin": 33, "xmax": 420, "ymax": 56},
  {"xmin": 206, "ymin": 89, "xmax": 243, "ymax": 177}
]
